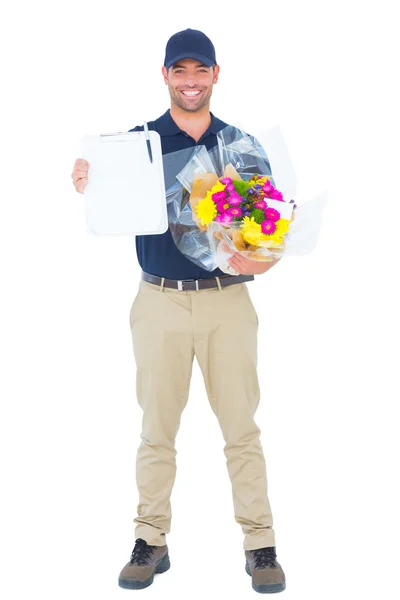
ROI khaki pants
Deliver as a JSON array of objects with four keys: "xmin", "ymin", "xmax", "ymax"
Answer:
[{"xmin": 129, "ymin": 278, "xmax": 276, "ymax": 551}]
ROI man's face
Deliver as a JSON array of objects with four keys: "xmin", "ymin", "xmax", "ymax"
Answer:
[{"xmin": 162, "ymin": 58, "xmax": 219, "ymax": 112}]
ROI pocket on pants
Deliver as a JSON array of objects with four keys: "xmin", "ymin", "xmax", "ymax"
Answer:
[
  {"xmin": 242, "ymin": 284, "xmax": 259, "ymax": 326},
  {"xmin": 129, "ymin": 288, "xmax": 143, "ymax": 328}
]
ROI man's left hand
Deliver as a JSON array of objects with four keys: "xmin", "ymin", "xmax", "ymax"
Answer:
[{"xmin": 224, "ymin": 245, "xmax": 280, "ymax": 275}]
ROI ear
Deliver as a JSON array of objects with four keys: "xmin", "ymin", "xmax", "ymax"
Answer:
[
  {"xmin": 162, "ymin": 66, "xmax": 168, "ymax": 84},
  {"xmin": 213, "ymin": 64, "xmax": 220, "ymax": 84}
]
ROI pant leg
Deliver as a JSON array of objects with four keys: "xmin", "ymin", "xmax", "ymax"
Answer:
[
  {"xmin": 193, "ymin": 282, "xmax": 276, "ymax": 551},
  {"xmin": 129, "ymin": 280, "xmax": 194, "ymax": 546}
]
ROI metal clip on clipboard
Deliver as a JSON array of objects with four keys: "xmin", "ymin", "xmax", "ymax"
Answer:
[{"xmin": 100, "ymin": 122, "xmax": 153, "ymax": 164}]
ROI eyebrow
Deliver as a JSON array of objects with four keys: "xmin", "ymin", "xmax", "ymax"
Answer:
[{"xmin": 171, "ymin": 62, "xmax": 209, "ymax": 69}]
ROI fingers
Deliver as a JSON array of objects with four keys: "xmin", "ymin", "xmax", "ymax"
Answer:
[
  {"xmin": 228, "ymin": 256, "xmax": 244, "ymax": 272},
  {"xmin": 74, "ymin": 168, "xmax": 88, "ymax": 179},
  {"xmin": 75, "ymin": 158, "xmax": 88, "ymax": 167},
  {"xmin": 220, "ymin": 242, "xmax": 232, "ymax": 254},
  {"xmin": 72, "ymin": 158, "xmax": 89, "ymax": 178},
  {"xmin": 71, "ymin": 158, "xmax": 89, "ymax": 194},
  {"xmin": 75, "ymin": 178, "xmax": 88, "ymax": 194}
]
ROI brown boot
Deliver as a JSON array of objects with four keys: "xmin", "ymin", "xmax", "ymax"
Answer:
[
  {"xmin": 245, "ymin": 546, "xmax": 286, "ymax": 593},
  {"xmin": 118, "ymin": 538, "xmax": 170, "ymax": 589}
]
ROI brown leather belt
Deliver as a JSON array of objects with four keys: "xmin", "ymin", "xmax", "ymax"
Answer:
[{"xmin": 141, "ymin": 271, "xmax": 254, "ymax": 291}]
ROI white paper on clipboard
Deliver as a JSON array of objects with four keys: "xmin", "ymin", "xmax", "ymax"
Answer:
[{"xmin": 79, "ymin": 130, "xmax": 168, "ymax": 236}]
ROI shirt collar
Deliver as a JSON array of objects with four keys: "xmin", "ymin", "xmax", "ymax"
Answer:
[{"xmin": 156, "ymin": 109, "xmax": 228, "ymax": 137}]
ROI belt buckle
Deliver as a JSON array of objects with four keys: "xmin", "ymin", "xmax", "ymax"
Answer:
[{"xmin": 177, "ymin": 279, "xmax": 200, "ymax": 291}]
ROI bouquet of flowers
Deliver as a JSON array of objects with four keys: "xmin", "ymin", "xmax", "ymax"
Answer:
[
  {"xmin": 191, "ymin": 168, "xmax": 297, "ymax": 273},
  {"xmin": 164, "ymin": 125, "xmax": 326, "ymax": 274}
]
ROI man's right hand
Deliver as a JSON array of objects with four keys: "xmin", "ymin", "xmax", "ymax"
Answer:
[{"xmin": 71, "ymin": 158, "xmax": 89, "ymax": 194}]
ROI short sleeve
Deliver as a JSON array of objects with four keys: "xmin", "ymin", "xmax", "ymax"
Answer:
[{"xmin": 128, "ymin": 125, "xmax": 143, "ymax": 132}]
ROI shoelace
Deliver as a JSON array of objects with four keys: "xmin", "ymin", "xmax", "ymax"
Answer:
[
  {"xmin": 129, "ymin": 538, "xmax": 158, "ymax": 565},
  {"xmin": 252, "ymin": 546, "xmax": 278, "ymax": 569}
]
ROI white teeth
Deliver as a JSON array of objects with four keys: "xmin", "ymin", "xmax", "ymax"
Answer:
[{"xmin": 182, "ymin": 91, "xmax": 201, "ymax": 96}]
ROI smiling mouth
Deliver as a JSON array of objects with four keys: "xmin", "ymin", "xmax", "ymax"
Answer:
[{"xmin": 181, "ymin": 90, "xmax": 202, "ymax": 97}]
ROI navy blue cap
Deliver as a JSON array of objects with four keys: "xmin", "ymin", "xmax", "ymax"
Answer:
[{"xmin": 164, "ymin": 28, "xmax": 217, "ymax": 70}]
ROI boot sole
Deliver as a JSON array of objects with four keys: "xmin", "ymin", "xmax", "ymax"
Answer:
[
  {"xmin": 245, "ymin": 562, "xmax": 286, "ymax": 593},
  {"xmin": 118, "ymin": 553, "xmax": 171, "ymax": 589}
]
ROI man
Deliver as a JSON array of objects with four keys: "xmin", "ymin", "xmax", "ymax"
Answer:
[{"xmin": 71, "ymin": 28, "xmax": 286, "ymax": 594}]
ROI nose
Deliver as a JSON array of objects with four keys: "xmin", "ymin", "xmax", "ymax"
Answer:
[{"xmin": 184, "ymin": 75, "xmax": 198, "ymax": 87}]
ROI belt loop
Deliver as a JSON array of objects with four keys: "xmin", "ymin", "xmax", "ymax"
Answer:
[
  {"xmin": 160, "ymin": 277, "xmax": 165, "ymax": 292},
  {"xmin": 215, "ymin": 276, "xmax": 222, "ymax": 291}
]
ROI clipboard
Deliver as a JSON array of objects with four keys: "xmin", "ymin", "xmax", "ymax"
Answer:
[{"xmin": 79, "ymin": 129, "xmax": 168, "ymax": 236}]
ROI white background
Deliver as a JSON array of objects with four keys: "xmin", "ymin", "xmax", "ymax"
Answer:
[{"xmin": 1, "ymin": 1, "xmax": 399, "ymax": 599}]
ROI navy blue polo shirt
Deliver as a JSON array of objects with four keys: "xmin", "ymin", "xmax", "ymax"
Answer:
[{"xmin": 129, "ymin": 109, "xmax": 274, "ymax": 280}]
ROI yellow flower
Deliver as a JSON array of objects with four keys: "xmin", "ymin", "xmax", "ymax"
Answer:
[
  {"xmin": 241, "ymin": 216, "xmax": 264, "ymax": 245},
  {"xmin": 195, "ymin": 196, "xmax": 217, "ymax": 226},
  {"xmin": 241, "ymin": 216, "xmax": 291, "ymax": 247},
  {"xmin": 210, "ymin": 181, "xmax": 226, "ymax": 194},
  {"xmin": 203, "ymin": 182, "xmax": 224, "ymax": 202},
  {"xmin": 264, "ymin": 218, "xmax": 290, "ymax": 244},
  {"xmin": 193, "ymin": 182, "xmax": 226, "ymax": 226}
]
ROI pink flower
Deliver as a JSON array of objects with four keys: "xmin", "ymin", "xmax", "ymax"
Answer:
[
  {"xmin": 265, "ymin": 207, "xmax": 280, "ymax": 222},
  {"xmin": 227, "ymin": 206, "xmax": 242, "ymax": 218},
  {"xmin": 216, "ymin": 200, "xmax": 229, "ymax": 213},
  {"xmin": 254, "ymin": 199, "xmax": 267, "ymax": 210},
  {"xmin": 212, "ymin": 190, "xmax": 227, "ymax": 202},
  {"xmin": 262, "ymin": 182, "xmax": 274, "ymax": 194},
  {"xmin": 229, "ymin": 193, "xmax": 242, "ymax": 206},
  {"xmin": 270, "ymin": 190, "xmax": 283, "ymax": 201},
  {"xmin": 261, "ymin": 219, "xmax": 277, "ymax": 235},
  {"xmin": 225, "ymin": 183, "xmax": 235, "ymax": 193},
  {"xmin": 220, "ymin": 177, "xmax": 232, "ymax": 185},
  {"xmin": 216, "ymin": 212, "xmax": 233, "ymax": 224}
]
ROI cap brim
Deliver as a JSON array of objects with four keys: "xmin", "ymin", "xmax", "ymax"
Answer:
[{"xmin": 165, "ymin": 52, "xmax": 214, "ymax": 69}]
